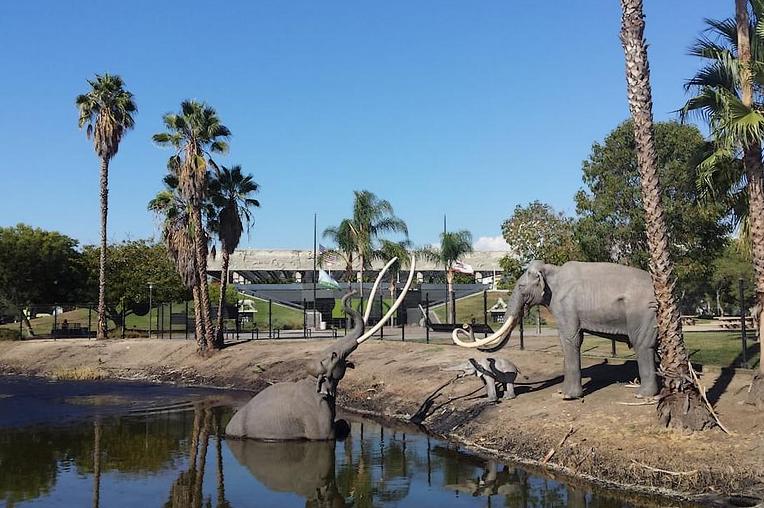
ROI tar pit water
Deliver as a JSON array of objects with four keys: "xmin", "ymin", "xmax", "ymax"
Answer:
[{"xmin": 0, "ymin": 376, "xmax": 694, "ymax": 507}]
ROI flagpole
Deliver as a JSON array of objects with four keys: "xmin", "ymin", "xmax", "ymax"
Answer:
[{"xmin": 313, "ymin": 213, "xmax": 317, "ymax": 327}]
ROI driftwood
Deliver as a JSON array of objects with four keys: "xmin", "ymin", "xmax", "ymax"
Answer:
[
  {"xmin": 616, "ymin": 400, "xmax": 657, "ymax": 406},
  {"xmin": 541, "ymin": 424, "xmax": 576, "ymax": 464},
  {"xmin": 631, "ymin": 459, "xmax": 698, "ymax": 476},
  {"xmin": 687, "ymin": 361, "xmax": 731, "ymax": 435}
]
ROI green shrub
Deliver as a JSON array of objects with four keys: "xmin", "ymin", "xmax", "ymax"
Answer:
[{"xmin": 0, "ymin": 328, "xmax": 21, "ymax": 340}]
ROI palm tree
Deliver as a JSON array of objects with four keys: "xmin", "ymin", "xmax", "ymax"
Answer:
[
  {"xmin": 209, "ymin": 165, "xmax": 260, "ymax": 349},
  {"xmin": 620, "ymin": 0, "xmax": 714, "ymax": 429},
  {"xmin": 372, "ymin": 240, "xmax": 412, "ymax": 324},
  {"xmin": 681, "ymin": 1, "xmax": 764, "ymax": 405},
  {"xmin": 323, "ymin": 191, "xmax": 408, "ymax": 298},
  {"xmin": 437, "ymin": 231, "xmax": 473, "ymax": 324},
  {"xmin": 76, "ymin": 73, "xmax": 136, "ymax": 339},
  {"xmin": 153, "ymin": 101, "xmax": 230, "ymax": 349},
  {"xmin": 319, "ymin": 219, "xmax": 356, "ymax": 282},
  {"xmin": 148, "ymin": 176, "xmax": 207, "ymax": 351}
]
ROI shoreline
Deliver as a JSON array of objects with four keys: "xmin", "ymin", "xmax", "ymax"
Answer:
[{"xmin": 0, "ymin": 338, "xmax": 761, "ymax": 507}]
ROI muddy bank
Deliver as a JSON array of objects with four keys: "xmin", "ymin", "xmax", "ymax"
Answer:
[{"xmin": 0, "ymin": 338, "xmax": 761, "ymax": 506}]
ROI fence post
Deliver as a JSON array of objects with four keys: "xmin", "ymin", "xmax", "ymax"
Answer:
[
  {"xmin": 740, "ymin": 277, "xmax": 748, "ymax": 367},
  {"xmin": 611, "ymin": 338, "xmax": 616, "ymax": 358},
  {"xmin": 519, "ymin": 306, "xmax": 525, "ymax": 350},
  {"xmin": 88, "ymin": 306, "xmax": 92, "ymax": 339},
  {"xmin": 185, "ymin": 301, "xmax": 189, "ymax": 341},
  {"xmin": 303, "ymin": 298, "xmax": 307, "ymax": 339},
  {"xmin": 268, "ymin": 299, "xmax": 273, "ymax": 339},
  {"xmin": 450, "ymin": 291, "xmax": 456, "ymax": 325},
  {"xmin": 53, "ymin": 304, "xmax": 57, "ymax": 340},
  {"xmin": 161, "ymin": 303, "xmax": 165, "ymax": 340},
  {"xmin": 425, "ymin": 293, "xmax": 430, "ymax": 344},
  {"xmin": 483, "ymin": 290, "xmax": 488, "ymax": 338},
  {"xmin": 380, "ymin": 293, "xmax": 384, "ymax": 341},
  {"xmin": 121, "ymin": 302, "xmax": 126, "ymax": 340},
  {"xmin": 19, "ymin": 307, "xmax": 23, "ymax": 340},
  {"xmin": 169, "ymin": 302, "xmax": 173, "ymax": 339},
  {"xmin": 156, "ymin": 303, "xmax": 160, "ymax": 339}
]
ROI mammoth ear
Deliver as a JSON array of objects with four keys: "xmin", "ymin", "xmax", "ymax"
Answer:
[
  {"xmin": 305, "ymin": 358, "xmax": 326, "ymax": 377},
  {"xmin": 526, "ymin": 261, "xmax": 547, "ymax": 289}
]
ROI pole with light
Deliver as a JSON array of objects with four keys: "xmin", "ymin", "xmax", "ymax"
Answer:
[{"xmin": 148, "ymin": 282, "xmax": 154, "ymax": 338}]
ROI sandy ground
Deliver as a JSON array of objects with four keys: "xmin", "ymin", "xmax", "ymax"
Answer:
[{"xmin": 0, "ymin": 337, "xmax": 761, "ymax": 506}]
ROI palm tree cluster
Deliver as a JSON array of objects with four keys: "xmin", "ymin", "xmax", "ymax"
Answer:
[
  {"xmin": 681, "ymin": 0, "xmax": 764, "ymax": 406},
  {"xmin": 319, "ymin": 190, "xmax": 409, "ymax": 302},
  {"xmin": 150, "ymin": 102, "xmax": 260, "ymax": 352}
]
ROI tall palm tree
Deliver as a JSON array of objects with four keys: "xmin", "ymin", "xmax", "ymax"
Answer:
[
  {"xmin": 153, "ymin": 101, "xmax": 230, "ymax": 349},
  {"xmin": 76, "ymin": 73, "xmax": 136, "ymax": 340},
  {"xmin": 620, "ymin": 0, "xmax": 714, "ymax": 429},
  {"xmin": 209, "ymin": 165, "xmax": 260, "ymax": 349},
  {"xmin": 148, "ymin": 176, "xmax": 207, "ymax": 351},
  {"xmin": 681, "ymin": 1, "xmax": 764, "ymax": 405}
]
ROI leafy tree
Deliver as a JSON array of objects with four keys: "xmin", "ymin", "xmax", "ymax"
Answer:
[
  {"xmin": 153, "ymin": 100, "xmax": 230, "ymax": 351},
  {"xmin": 82, "ymin": 240, "xmax": 189, "ymax": 330},
  {"xmin": 499, "ymin": 201, "xmax": 581, "ymax": 282},
  {"xmin": 0, "ymin": 224, "xmax": 87, "ymax": 336},
  {"xmin": 76, "ymin": 73, "xmax": 136, "ymax": 339},
  {"xmin": 574, "ymin": 121, "xmax": 730, "ymax": 313},
  {"xmin": 711, "ymin": 242, "xmax": 756, "ymax": 315},
  {"xmin": 620, "ymin": 0, "xmax": 714, "ymax": 429},
  {"xmin": 319, "ymin": 219, "xmax": 357, "ymax": 282},
  {"xmin": 208, "ymin": 165, "xmax": 259, "ymax": 348}
]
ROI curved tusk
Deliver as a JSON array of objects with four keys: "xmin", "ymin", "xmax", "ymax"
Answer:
[
  {"xmin": 357, "ymin": 255, "xmax": 416, "ymax": 344},
  {"xmin": 363, "ymin": 257, "xmax": 398, "ymax": 324},
  {"xmin": 452, "ymin": 316, "xmax": 515, "ymax": 348}
]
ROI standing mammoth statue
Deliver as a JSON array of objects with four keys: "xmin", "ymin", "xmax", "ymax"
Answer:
[{"xmin": 453, "ymin": 261, "xmax": 658, "ymax": 400}]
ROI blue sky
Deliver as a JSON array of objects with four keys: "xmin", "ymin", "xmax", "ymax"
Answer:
[{"xmin": 0, "ymin": 1, "xmax": 730, "ymax": 250}]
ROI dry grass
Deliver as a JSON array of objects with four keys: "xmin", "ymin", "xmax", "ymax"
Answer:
[{"xmin": 51, "ymin": 366, "xmax": 106, "ymax": 380}]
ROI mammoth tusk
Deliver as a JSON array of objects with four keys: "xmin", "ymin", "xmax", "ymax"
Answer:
[
  {"xmin": 357, "ymin": 255, "xmax": 416, "ymax": 344},
  {"xmin": 452, "ymin": 315, "xmax": 515, "ymax": 348},
  {"xmin": 363, "ymin": 257, "xmax": 398, "ymax": 325}
]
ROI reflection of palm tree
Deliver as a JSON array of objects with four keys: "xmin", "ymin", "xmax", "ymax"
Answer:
[
  {"xmin": 164, "ymin": 405, "xmax": 212, "ymax": 508},
  {"xmin": 214, "ymin": 411, "xmax": 231, "ymax": 508},
  {"xmin": 92, "ymin": 419, "xmax": 102, "ymax": 508}
]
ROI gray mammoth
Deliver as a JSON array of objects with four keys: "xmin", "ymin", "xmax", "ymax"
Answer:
[
  {"xmin": 226, "ymin": 255, "xmax": 416, "ymax": 440},
  {"xmin": 453, "ymin": 261, "xmax": 658, "ymax": 399}
]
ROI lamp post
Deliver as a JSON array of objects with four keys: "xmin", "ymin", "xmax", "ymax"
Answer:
[{"xmin": 148, "ymin": 282, "xmax": 154, "ymax": 338}]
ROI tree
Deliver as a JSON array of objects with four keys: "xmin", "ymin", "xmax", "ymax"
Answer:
[
  {"xmin": 81, "ymin": 240, "xmax": 189, "ymax": 332},
  {"xmin": 76, "ymin": 73, "xmax": 136, "ymax": 339},
  {"xmin": 711, "ymin": 242, "xmax": 756, "ymax": 315},
  {"xmin": 153, "ymin": 101, "xmax": 230, "ymax": 351},
  {"xmin": 208, "ymin": 165, "xmax": 260, "ymax": 348},
  {"xmin": 372, "ymin": 239, "xmax": 412, "ymax": 324},
  {"xmin": 500, "ymin": 201, "xmax": 581, "ymax": 282},
  {"xmin": 322, "ymin": 190, "xmax": 408, "ymax": 295},
  {"xmin": 0, "ymin": 224, "xmax": 87, "ymax": 336},
  {"xmin": 681, "ymin": 0, "xmax": 764, "ymax": 405},
  {"xmin": 575, "ymin": 121, "xmax": 731, "ymax": 313},
  {"xmin": 620, "ymin": 0, "xmax": 714, "ymax": 429},
  {"xmin": 422, "ymin": 230, "xmax": 473, "ymax": 323},
  {"xmin": 319, "ymin": 219, "xmax": 356, "ymax": 282},
  {"xmin": 149, "ymin": 177, "xmax": 208, "ymax": 351}
]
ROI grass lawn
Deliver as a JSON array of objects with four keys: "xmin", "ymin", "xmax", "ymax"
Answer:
[
  {"xmin": 430, "ymin": 291, "xmax": 556, "ymax": 327},
  {"xmin": 330, "ymin": 297, "xmax": 394, "ymax": 319}
]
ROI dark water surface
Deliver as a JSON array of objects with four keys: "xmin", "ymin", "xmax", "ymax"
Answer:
[{"xmin": 0, "ymin": 376, "xmax": 678, "ymax": 507}]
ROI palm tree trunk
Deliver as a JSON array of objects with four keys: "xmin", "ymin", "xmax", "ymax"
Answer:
[
  {"xmin": 92, "ymin": 418, "xmax": 102, "ymax": 508},
  {"xmin": 192, "ymin": 284, "xmax": 205, "ymax": 351},
  {"xmin": 620, "ymin": 0, "xmax": 714, "ymax": 429},
  {"xmin": 737, "ymin": 0, "xmax": 764, "ymax": 406},
  {"xmin": 214, "ymin": 250, "xmax": 230, "ymax": 349},
  {"xmin": 97, "ymin": 157, "xmax": 110, "ymax": 340},
  {"xmin": 447, "ymin": 270, "xmax": 455, "ymax": 324},
  {"xmin": 359, "ymin": 254, "xmax": 365, "ymax": 301},
  {"xmin": 190, "ymin": 204, "xmax": 214, "ymax": 350}
]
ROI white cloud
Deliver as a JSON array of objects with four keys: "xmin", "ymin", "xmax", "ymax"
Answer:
[{"xmin": 473, "ymin": 236, "xmax": 511, "ymax": 251}]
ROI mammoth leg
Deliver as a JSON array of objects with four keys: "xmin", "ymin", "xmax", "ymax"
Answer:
[
  {"xmin": 559, "ymin": 328, "xmax": 584, "ymax": 399},
  {"xmin": 480, "ymin": 374, "xmax": 499, "ymax": 403},
  {"xmin": 635, "ymin": 345, "xmax": 658, "ymax": 397},
  {"xmin": 504, "ymin": 381, "xmax": 516, "ymax": 399}
]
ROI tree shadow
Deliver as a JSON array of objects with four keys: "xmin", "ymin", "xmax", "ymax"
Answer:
[
  {"xmin": 704, "ymin": 342, "xmax": 761, "ymax": 405},
  {"xmin": 409, "ymin": 376, "xmax": 484, "ymax": 425},
  {"xmin": 513, "ymin": 359, "xmax": 641, "ymax": 397}
]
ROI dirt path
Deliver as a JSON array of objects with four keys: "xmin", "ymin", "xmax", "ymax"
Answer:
[{"xmin": 0, "ymin": 338, "xmax": 761, "ymax": 506}]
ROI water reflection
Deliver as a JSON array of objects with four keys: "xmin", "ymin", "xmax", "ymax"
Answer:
[{"xmin": 0, "ymin": 379, "xmax": 672, "ymax": 508}]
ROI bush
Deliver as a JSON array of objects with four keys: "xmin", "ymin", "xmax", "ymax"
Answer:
[{"xmin": 0, "ymin": 328, "xmax": 21, "ymax": 340}]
